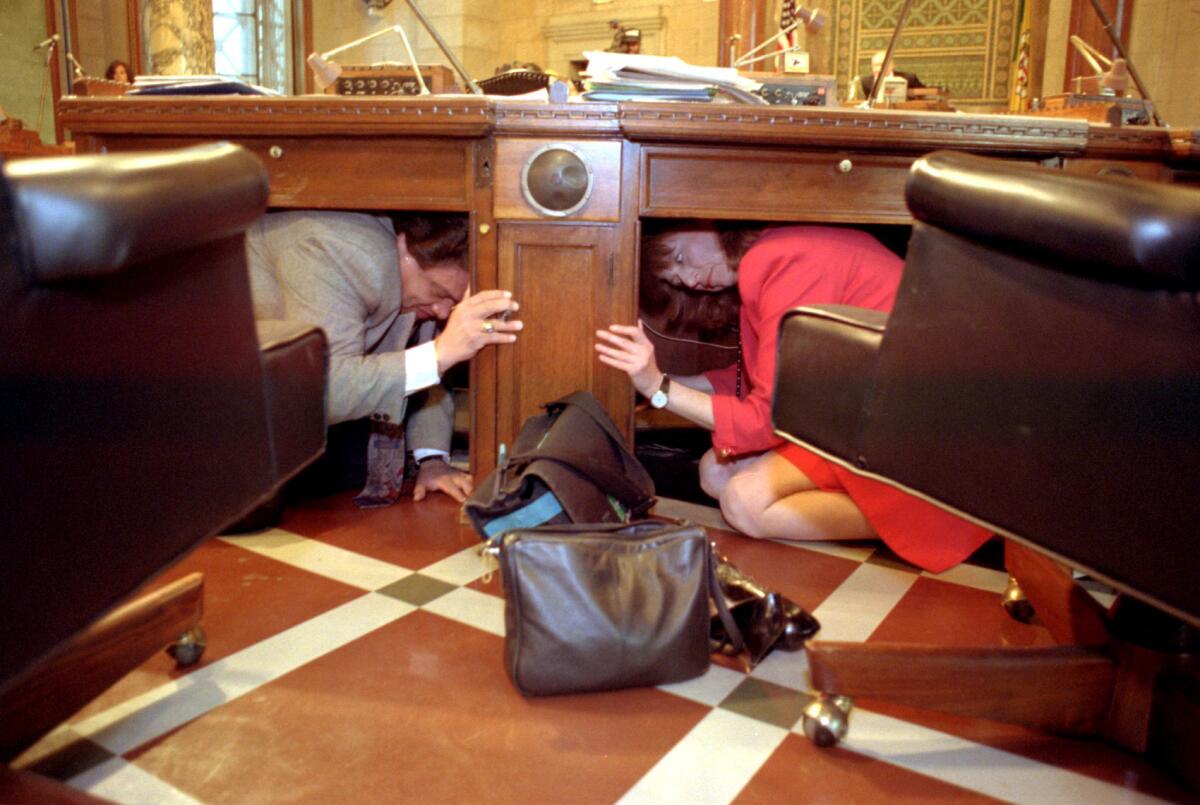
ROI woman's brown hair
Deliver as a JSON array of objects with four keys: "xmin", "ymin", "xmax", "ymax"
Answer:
[{"xmin": 639, "ymin": 220, "xmax": 761, "ymax": 338}]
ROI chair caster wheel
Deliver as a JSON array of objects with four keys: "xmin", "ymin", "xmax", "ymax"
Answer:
[
  {"xmin": 802, "ymin": 694, "xmax": 852, "ymax": 747},
  {"xmin": 1002, "ymin": 576, "xmax": 1035, "ymax": 622},
  {"xmin": 167, "ymin": 626, "xmax": 207, "ymax": 666}
]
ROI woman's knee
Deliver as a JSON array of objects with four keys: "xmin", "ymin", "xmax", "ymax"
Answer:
[
  {"xmin": 698, "ymin": 449, "xmax": 726, "ymax": 499},
  {"xmin": 719, "ymin": 474, "xmax": 767, "ymax": 538}
]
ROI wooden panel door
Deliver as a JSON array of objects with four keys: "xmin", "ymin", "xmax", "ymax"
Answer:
[{"xmin": 495, "ymin": 222, "xmax": 633, "ymax": 453}]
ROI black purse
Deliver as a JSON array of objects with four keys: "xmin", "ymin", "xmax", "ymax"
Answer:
[
  {"xmin": 492, "ymin": 520, "xmax": 743, "ymax": 697},
  {"xmin": 465, "ymin": 391, "xmax": 656, "ymax": 540},
  {"xmin": 709, "ymin": 551, "xmax": 820, "ymax": 667}
]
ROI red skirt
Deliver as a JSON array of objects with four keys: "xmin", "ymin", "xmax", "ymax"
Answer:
[{"xmin": 778, "ymin": 443, "xmax": 992, "ymax": 573}]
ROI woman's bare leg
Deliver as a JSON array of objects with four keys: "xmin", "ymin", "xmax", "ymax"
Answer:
[
  {"xmin": 698, "ymin": 448, "xmax": 759, "ymax": 500},
  {"xmin": 719, "ymin": 450, "xmax": 874, "ymax": 542}
]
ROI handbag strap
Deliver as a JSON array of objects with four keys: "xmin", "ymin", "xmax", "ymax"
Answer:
[{"xmin": 707, "ymin": 543, "xmax": 745, "ymax": 654}]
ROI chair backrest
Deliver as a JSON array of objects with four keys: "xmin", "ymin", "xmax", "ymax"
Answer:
[
  {"xmin": 0, "ymin": 143, "xmax": 273, "ymax": 691},
  {"xmin": 777, "ymin": 150, "xmax": 1200, "ymax": 625}
]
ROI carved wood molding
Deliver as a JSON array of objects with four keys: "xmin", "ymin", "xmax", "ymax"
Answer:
[
  {"xmin": 58, "ymin": 97, "xmax": 495, "ymax": 138},
  {"xmin": 617, "ymin": 104, "xmax": 1093, "ymax": 156},
  {"xmin": 55, "ymin": 96, "xmax": 1199, "ymax": 164},
  {"xmin": 1083, "ymin": 124, "xmax": 1184, "ymax": 161},
  {"xmin": 493, "ymin": 102, "xmax": 620, "ymax": 136}
]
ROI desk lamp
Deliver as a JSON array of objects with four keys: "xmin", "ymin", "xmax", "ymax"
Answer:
[
  {"xmin": 306, "ymin": 24, "xmax": 428, "ymax": 93},
  {"xmin": 733, "ymin": 5, "xmax": 825, "ymax": 69},
  {"xmin": 1069, "ymin": 35, "xmax": 1130, "ymax": 96}
]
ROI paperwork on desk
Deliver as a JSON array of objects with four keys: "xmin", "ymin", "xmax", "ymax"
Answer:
[
  {"xmin": 581, "ymin": 52, "xmax": 765, "ymax": 104},
  {"xmin": 127, "ymin": 75, "xmax": 280, "ymax": 96}
]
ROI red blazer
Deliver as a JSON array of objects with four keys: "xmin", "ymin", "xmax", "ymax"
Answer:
[{"xmin": 705, "ymin": 226, "xmax": 903, "ymax": 457}]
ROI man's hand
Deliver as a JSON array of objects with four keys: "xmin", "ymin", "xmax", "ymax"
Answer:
[
  {"xmin": 434, "ymin": 289, "xmax": 522, "ymax": 374},
  {"xmin": 413, "ymin": 458, "xmax": 474, "ymax": 503},
  {"xmin": 594, "ymin": 320, "xmax": 662, "ymax": 398}
]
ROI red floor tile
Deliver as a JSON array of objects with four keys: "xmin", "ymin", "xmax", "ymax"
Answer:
[
  {"xmin": 871, "ymin": 576, "xmax": 1058, "ymax": 648},
  {"xmin": 70, "ymin": 538, "xmax": 364, "ymax": 720},
  {"xmin": 128, "ymin": 611, "xmax": 711, "ymax": 804},
  {"xmin": 282, "ymin": 491, "xmax": 481, "ymax": 570},
  {"xmin": 736, "ymin": 732, "xmax": 1006, "ymax": 804}
]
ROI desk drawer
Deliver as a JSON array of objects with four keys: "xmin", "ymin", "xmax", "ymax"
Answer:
[
  {"xmin": 641, "ymin": 146, "xmax": 912, "ymax": 224},
  {"xmin": 87, "ymin": 135, "xmax": 474, "ymax": 211},
  {"xmin": 1058, "ymin": 158, "xmax": 1166, "ymax": 182},
  {"xmin": 244, "ymin": 137, "xmax": 473, "ymax": 210}
]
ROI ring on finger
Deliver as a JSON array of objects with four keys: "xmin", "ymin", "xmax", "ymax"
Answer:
[{"xmin": 481, "ymin": 319, "xmax": 495, "ymax": 335}]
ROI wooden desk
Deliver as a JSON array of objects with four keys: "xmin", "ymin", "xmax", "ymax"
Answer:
[{"xmin": 57, "ymin": 96, "xmax": 1200, "ymax": 474}]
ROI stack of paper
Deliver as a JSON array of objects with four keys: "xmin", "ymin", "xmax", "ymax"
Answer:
[
  {"xmin": 581, "ymin": 52, "xmax": 765, "ymax": 104},
  {"xmin": 128, "ymin": 75, "xmax": 278, "ymax": 96}
]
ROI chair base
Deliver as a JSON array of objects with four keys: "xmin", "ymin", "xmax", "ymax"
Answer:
[
  {"xmin": 806, "ymin": 544, "xmax": 1199, "ymax": 793},
  {"xmin": 0, "ymin": 573, "xmax": 204, "ymax": 763}
]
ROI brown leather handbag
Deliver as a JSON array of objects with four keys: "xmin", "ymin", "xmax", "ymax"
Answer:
[{"xmin": 492, "ymin": 520, "xmax": 741, "ymax": 697}]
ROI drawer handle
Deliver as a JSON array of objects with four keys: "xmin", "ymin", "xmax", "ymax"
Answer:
[
  {"xmin": 837, "ymin": 159, "xmax": 853, "ymax": 174},
  {"xmin": 268, "ymin": 145, "xmax": 284, "ymax": 159},
  {"xmin": 1097, "ymin": 165, "xmax": 1134, "ymax": 179}
]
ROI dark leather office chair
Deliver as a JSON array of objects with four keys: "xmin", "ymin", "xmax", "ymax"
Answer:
[
  {"xmin": 0, "ymin": 143, "xmax": 327, "ymax": 800},
  {"xmin": 772, "ymin": 151, "xmax": 1200, "ymax": 789}
]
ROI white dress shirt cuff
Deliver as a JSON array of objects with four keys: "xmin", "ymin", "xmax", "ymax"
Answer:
[{"xmin": 404, "ymin": 339, "xmax": 441, "ymax": 395}]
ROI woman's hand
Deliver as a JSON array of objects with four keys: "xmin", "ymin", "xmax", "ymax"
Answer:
[
  {"xmin": 434, "ymin": 289, "xmax": 522, "ymax": 374},
  {"xmin": 413, "ymin": 458, "xmax": 474, "ymax": 503},
  {"xmin": 594, "ymin": 320, "xmax": 662, "ymax": 397}
]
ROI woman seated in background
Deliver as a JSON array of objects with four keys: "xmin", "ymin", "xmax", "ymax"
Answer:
[
  {"xmin": 596, "ymin": 220, "xmax": 990, "ymax": 573},
  {"xmin": 105, "ymin": 60, "xmax": 132, "ymax": 83}
]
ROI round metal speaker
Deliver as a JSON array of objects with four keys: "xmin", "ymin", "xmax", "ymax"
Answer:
[{"xmin": 520, "ymin": 144, "xmax": 593, "ymax": 217}]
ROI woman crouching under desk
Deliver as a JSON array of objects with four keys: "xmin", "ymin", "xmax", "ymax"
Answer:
[{"xmin": 595, "ymin": 220, "xmax": 991, "ymax": 574}]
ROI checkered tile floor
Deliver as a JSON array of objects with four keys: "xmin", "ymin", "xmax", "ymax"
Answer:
[{"xmin": 15, "ymin": 492, "xmax": 1193, "ymax": 804}]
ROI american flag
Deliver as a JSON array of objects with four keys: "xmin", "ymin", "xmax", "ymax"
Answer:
[{"xmin": 780, "ymin": 0, "xmax": 798, "ymax": 48}]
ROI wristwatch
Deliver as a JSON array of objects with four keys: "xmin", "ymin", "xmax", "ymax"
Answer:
[{"xmin": 649, "ymin": 374, "xmax": 671, "ymax": 409}]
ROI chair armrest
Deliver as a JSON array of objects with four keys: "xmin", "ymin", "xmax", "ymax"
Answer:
[
  {"xmin": 773, "ymin": 305, "xmax": 887, "ymax": 463},
  {"xmin": 6, "ymin": 142, "xmax": 268, "ymax": 284},
  {"xmin": 256, "ymin": 319, "xmax": 329, "ymax": 485},
  {"xmin": 907, "ymin": 150, "xmax": 1200, "ymax": 289}
]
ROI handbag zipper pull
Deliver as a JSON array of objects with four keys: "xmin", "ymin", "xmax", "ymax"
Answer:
[{"xmin": 479, "ymin": 533, "xmax": 503, "ymax": 583}]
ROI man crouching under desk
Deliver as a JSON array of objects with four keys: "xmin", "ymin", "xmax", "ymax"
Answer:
[{"xmin": 246, "ymin": 211, "xmax": 522, "ymax": 510}]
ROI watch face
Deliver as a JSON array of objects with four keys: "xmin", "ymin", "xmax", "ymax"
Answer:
[{"xmin": 650, "ymin": 389, "xmax": 668, "ymax": 409}]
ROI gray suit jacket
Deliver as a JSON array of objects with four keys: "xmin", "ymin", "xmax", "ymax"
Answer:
[{"xmin": 246, "ymin": 210, "xmax": 453, "ymax": 452}]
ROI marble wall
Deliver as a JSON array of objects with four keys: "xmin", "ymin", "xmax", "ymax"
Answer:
[{"xmin": 310, "ymin": 0, "xmax": 720, "ymax": 88}]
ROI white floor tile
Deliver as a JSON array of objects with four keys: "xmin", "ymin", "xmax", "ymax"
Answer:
[
  {"xmin": 419, "ymin": 543, "xmax": 495, "ymax": 586},
  {"xmin": 924, "ymin": 562, "xmax": 1009, "ymax": 593},
  {"xmin": 749, "ymin": 645, "xmax": 811, "ymax": 692},
  {"xmin": 617, "ymin": 708, "xmax": 787, "ymax": 805},
  {"xmin": 72, "ymin": 593, "xmax": 413, "ymax": 755},
  {"xmin": 68, "ymin": 757, "xmax": 203, "ymax": 805},
  {"xmin": 421, "ymin": 586, "xmax": 506, "ymax": 637},
  {"xmin": 811, "ymin": 563, "xmax": 918, "ymax": 643},
  {"xmin": 659, "ymin": 663, "xmax": 746, "ymax": 707},
  {"xmin": 830, "ymin": 708, "xmax": 1180, "ymax": 805},
  {"xmin": 780, "ymin": 539, "xmax": 878, "ymax": 563},
  {"xmin": 220, "ymin": 529, "xmax": 411, "ymax": 590}
]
